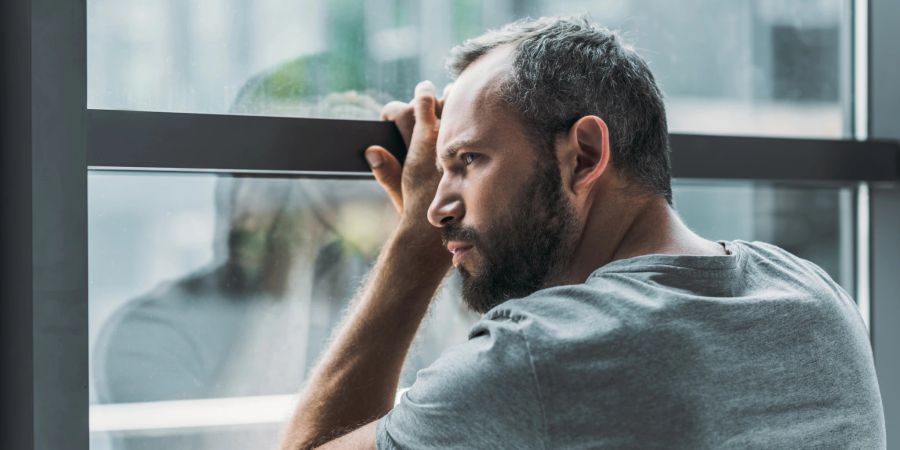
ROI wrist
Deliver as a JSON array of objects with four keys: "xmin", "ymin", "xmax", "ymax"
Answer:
[{"xmin": 366, "ymin": 221, "xmax": 450, "ymax": 322}]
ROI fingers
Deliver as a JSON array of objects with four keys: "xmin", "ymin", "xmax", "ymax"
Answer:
[
  {"xmin": 436, "ymin": 82, "xmax": 453, "ymax": 118},
  {"xmin": 380, "ymin": 101, "xmax": 409, "ymax": 121},
  {"xmin": 381, "ymin": 81, "xmax": 449, "ymax": 145},
  {"xmin": 367, "ymin": 81, "xmax": 449, "ymax": 219},
  {"xmin": 413, "ymin": 80, "xmax": 438, "ymax": 127},
  {"xmin": 365, "ymin": 145, "xmax": 404, "ymax": 213},
  {"xmin": 381, "ymin": 101, "xmax": 414, "ymax": 149}
]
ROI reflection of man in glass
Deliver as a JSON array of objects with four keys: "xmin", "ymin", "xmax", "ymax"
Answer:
[
  {"xmin": 93, "ymin": 178, "xmax": 335, "ymax": 448},
  {"xmin": 95, "ymin": 178, "xmax": 359, "ymax": 403},
  {"xmin": 280, "ymin": 16, "xmax": 884, "ymax": 449}
]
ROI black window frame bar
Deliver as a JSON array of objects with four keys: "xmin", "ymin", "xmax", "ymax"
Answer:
[
  {"xmin": 87, "ymin": 109, "xmax": 900, "ymax": 181},
  {"xmin": 4, "ymin": 0, "xmax": 900, "ymax": 448}
]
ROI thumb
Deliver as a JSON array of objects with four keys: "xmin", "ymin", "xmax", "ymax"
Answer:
[{"xmin": 365, "ymin": 146, "xmax": 403, "ymax": 213}]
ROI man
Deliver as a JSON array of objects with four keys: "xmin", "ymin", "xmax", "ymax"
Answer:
[{"xmin": 280, "ymin": 16, "xmax": 885, "ymax": 449}]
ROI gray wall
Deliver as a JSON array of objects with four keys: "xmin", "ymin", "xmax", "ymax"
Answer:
[
  {"xmin": 873, "ymin": 187, "xmax": 900, "ymax": 448},
  {"xmin": 871, "ymin": 0, "xmax": 900, "ymax": 446}
]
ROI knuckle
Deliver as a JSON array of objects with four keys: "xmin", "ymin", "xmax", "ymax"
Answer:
[
  {"xmin": 380, "ymin": 101, "xmax": 408, "ymax": 120},
  {"xmin": 416, "ymin": 94, "xmax": 436, "ymax": 110},
  {"xmin": 401, "ymin": 104, "xmax": 415, "ymax": 118}
]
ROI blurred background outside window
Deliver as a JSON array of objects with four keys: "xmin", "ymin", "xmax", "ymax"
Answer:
[{"xmin": 89, "ymin": 0, "xmax": 848, "ymax": 137}]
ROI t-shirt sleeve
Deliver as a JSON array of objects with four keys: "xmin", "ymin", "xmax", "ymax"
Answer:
[{"xmin": 376, "ymin": 314, "xmax": 546, "ymax": 450}]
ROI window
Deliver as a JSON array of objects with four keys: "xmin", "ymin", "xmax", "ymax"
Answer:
[{"xmin": 84, "ymin": 1, "xmax": 881, "ymax": 449}]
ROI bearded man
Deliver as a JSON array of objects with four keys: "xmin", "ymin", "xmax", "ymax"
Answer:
[{"xmin": 280, "ymin": 16, "xmax": 885, "ymax": 449}]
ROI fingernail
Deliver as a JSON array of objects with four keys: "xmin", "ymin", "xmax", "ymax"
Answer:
[
  {"xmin": 365, "ymin": 150, "xmax": 384, "ymax": 168},
  {"xmin": 417, "ymin": 80, "xmax": 435, "ymax": 93}
]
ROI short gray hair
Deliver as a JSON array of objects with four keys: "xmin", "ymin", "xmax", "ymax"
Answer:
[{"xmin": 446, "ymin": 16, "xmax": 672, "ymax": 204}]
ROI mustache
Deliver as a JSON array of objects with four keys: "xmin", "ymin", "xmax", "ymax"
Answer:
[{"xmin": 441, "ymin": 224, "xmax": 479, "ymax": 247}]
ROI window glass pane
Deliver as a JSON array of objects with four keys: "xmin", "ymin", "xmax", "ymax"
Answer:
[
  {"xmin": 674, "ymin": 180, "xmax": 856, "ymax": 291},
  {"xmin": 89, "ymin": 171, "xmax": 855, "ymax": 449},
  {"xmin": 88, "ymin": 172, "xmax": 479, "ymax": 449},
  {"xmin": 88, "ymin": 0, "xmax": 848, "ymax": 137}
]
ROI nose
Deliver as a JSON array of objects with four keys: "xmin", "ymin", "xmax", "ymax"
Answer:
[{"xmin": 427, "ymin": 181, "xmax": 465, "ymax": 228}]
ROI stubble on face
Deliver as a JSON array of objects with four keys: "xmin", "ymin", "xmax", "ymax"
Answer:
[{"xmin": 443, "ymin": 158, "xmax": 578, "ymax": 314}]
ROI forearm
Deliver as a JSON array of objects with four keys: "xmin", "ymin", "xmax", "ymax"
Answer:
[{"xmin": 280, "ymin": 224, "xmax": 450, "ymax": 449}]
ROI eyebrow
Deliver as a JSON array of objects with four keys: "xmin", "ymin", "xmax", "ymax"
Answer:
[{"xmin": 436, "ymin": 139, "xmax": 482, "ymax": 173}]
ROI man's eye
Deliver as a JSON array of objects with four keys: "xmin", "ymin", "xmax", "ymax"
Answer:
[{"xmin": 462, "ymin": 153, "xmax": 480, "ymax": 165}]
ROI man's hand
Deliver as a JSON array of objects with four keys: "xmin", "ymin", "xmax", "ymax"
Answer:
[{"xmin": 364, "ymin": 81, "xmax": 449, "ymax": 230}]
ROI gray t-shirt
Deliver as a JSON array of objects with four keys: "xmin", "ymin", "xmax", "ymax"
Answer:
[{"xmin": 377, "ymin": 240, "xmax": 885, "ymax": 449}]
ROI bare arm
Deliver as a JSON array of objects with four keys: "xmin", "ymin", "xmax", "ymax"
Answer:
[{"xmin": 280, "ymin": 81, "xmax": 449, "ymax": 450}]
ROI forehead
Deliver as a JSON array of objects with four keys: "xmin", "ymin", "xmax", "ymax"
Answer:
[{"xmin": 439, "ymin": 46, "xmax": 518, "ymax": 150}]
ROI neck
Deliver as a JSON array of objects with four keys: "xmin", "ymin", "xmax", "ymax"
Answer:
[{"xmin": 560, "ymin": 193, "xmax": 723, "ymax": 284}]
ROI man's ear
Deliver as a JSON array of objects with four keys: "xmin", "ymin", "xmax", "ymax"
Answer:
[{"xmin": 567, "ymin": 115, "xmax": 611, "ymax": 195}]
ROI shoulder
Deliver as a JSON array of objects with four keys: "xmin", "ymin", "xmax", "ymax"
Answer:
[
  {"xmin": 94, "ymin": 266, "xmax": 227, "ymax": 370},
  {"xmin": 419, "ymin": 306, "xmax": 538, "ymax": 394},
  {"xmin": 733, "ymin": 240, "xmax": 835, "ymax": 281},
  {"xmin": 379, "ymin": 306, "xmax": 546, "ymax": 449},
  {"xmin": 480, "ymin": 282, "xmax": 660, "ymax": 347},
  {"xmin": 102, "ymin": 265, "xmax": 228, "ymax": 330},
  {"xmin": 733, "ymin": 240, "xmax": 855, "ymax": 303}
]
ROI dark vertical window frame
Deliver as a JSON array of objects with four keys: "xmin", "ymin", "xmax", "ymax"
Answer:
[
  {"xmin": 32, "ymin": 0, "xmax": 89, "ymax": 446},
  {"xmin": 0, "ymin": 0, "xmax": 33, "ymax": 447},
  {"xmin": 1, "ymin": 0, "xmax": 87, "ymax": 449}
]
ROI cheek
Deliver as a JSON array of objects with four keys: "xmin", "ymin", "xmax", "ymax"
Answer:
[{"xmin": 461, "ymin": 168, "xmax": 520, "ymax": 228}]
